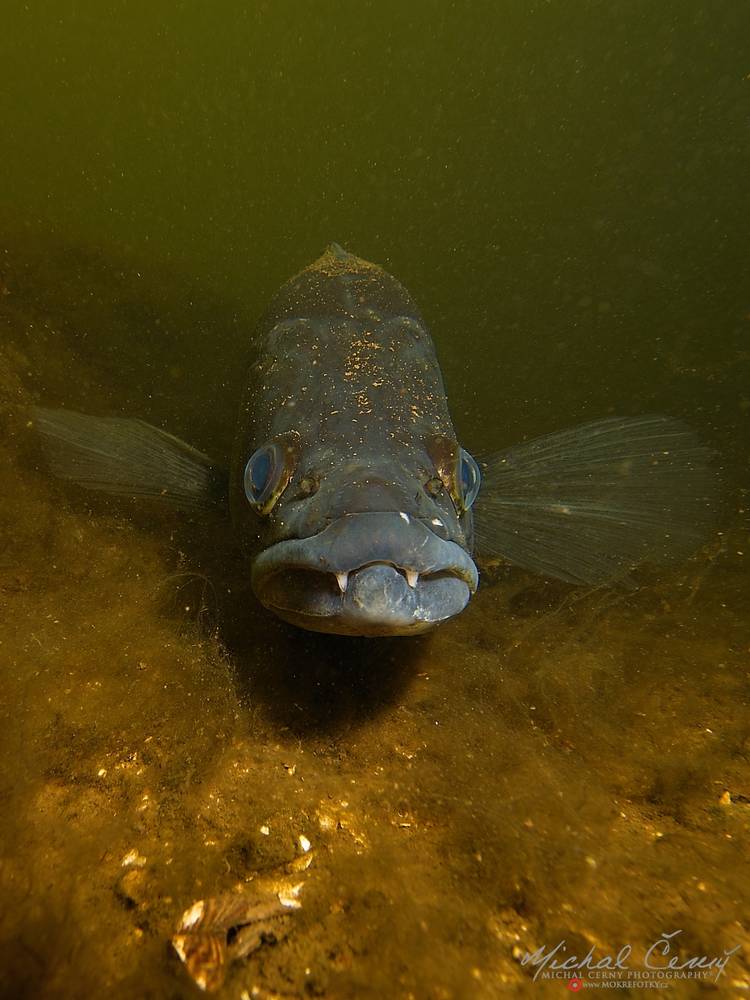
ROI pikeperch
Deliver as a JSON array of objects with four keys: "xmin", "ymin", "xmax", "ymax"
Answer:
[{"xmin": 33, "ymin": 245, "xmax": 718, "ymax": 636}]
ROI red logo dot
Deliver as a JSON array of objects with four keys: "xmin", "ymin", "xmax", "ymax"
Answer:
[{"xmin": 567, "ymin": 978, "xmax": 584, "ymax": 992}]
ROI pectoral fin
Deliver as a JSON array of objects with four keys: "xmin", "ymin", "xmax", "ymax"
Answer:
[
  {"xmin": 474, "ymin": 415, "xmax": 720, "ymax": 585},
  {"xmin": 32, "ymin": 406, "xmax": 226, "ymax": 509}
]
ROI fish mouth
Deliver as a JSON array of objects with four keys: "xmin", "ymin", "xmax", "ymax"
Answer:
[{"xmin": 251, "ymin": 512, "xmax": 478, "ymax": 637}]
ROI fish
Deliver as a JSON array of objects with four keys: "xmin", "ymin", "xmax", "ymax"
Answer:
[{"xmin": 31, "ymin": 244, "xmax": 719, "ymax": 637}]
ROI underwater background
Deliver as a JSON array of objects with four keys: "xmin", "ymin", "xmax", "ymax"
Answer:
[{"xmin": 0, "ymin": 0, "xmax": 748, "ymax": 996}]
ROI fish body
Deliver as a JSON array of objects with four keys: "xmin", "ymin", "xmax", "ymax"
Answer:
[
  {"xmin": 230, "ymin": 246, "xmax": 479, "ymax": 634},
  {"xmin": 33, "ymin": 246, "xmax": 719, "ymax": 637}
]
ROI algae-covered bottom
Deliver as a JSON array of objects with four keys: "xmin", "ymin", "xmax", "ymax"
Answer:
[{"xmin": 0, "ymin": 239, "xmax": 748, "ymax": 998}]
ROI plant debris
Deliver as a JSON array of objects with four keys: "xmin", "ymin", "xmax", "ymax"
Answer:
[{"xmin": 172, "ymin": 891, "xmax": 296, "ymax": 992}]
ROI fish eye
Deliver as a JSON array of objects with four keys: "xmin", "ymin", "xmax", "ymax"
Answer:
[
  {"xmin": 458, "ymin": 449, "xmax": 481, "ymax": 510},
  {"xmin": 244, "ymin": 441, "xmax": 295, "ymax": 515},
  {"xmin": 248, "ymin": 448, "xmax": 273, "ymax": 495},
  {"xmin": 423, "ymin": 434, "xmax": 480, "ymax": 515}
]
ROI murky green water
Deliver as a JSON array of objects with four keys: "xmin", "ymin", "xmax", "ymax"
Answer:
[{"xmin": 1, "ymin": 2, "xmax": 748, "ymax": 997}]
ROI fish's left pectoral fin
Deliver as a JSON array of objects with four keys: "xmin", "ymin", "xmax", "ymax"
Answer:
[
  {"xmin": 473, "ymin": 414, "xmax": 722, "ymax": 586},
  {"xmin": 31, "ymin": 406, "xmax": 226, "ymax": 509}
]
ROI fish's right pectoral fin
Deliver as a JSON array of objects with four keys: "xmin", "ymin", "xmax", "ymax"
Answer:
[
  {"xmin": 474, "ymin": 415, "xmax": 721, "ymax": 586},
  {"xmin": 31, "ymin": 406, "xmax": 226, "ymax": 509}
]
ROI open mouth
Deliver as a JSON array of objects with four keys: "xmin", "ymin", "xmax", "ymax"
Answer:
[{"xmin": 251, "ymin": 512, "xmax": 478, "ymax": 637}]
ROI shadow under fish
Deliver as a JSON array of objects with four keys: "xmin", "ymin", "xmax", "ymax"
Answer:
[{"xmin": 31, "ymin": 245, "xmax": 720, "ymax": 637}]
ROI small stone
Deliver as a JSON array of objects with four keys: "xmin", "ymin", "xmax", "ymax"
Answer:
[{"xmin": 117, "ymin": 868, "xmax": 149, "ymax": 910}]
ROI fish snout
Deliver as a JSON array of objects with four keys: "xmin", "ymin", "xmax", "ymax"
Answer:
[
  {"xmin": 316, "ymin": 472, "xmax": 419, "ymax": 519},
  {"xmin": 251, "ymin": 511, "xmax": 478, "ymax": 636}
]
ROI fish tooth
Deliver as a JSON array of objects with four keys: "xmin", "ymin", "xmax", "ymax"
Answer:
[
  {"xmin": 405, "ymin": 569, "xmax": 419, "ymax": 589},
  {"xmin": 336, "ymin": 572, "xmax": 349, "ymax": 594}
]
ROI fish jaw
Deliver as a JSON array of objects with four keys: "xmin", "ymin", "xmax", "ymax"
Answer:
[{"xmin": 251, "ymin": 512, "xmax": 478, "ymax": 637}]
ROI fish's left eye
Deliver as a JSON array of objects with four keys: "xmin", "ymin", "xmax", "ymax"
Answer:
[
  {"xmin": 244, "ymin": 440, "xmax": 295, "ymax": 516},
  {"xmin": 458, "ymin": 449, "xmax": 481, "ymax": 510}
]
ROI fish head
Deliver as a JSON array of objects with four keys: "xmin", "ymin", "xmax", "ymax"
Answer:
[
  {"xmin": 240, "ymin": 437, "xmax": 481, "ymax": 636},
  {"xmin": 231, "ymin": 245, "xmax": 481, "ymax": 636}
]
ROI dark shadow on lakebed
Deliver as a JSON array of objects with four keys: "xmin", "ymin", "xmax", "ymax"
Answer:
[
  {"xmin": 160, "ymin": 517, "xmax": 427, "ymax": 737},
  {"xmin": 229, "ymin": 618, "xmax": 425, "ymax": 737}
]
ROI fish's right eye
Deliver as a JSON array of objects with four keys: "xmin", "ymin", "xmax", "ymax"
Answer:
[{"xmin": 244, "ymin": 440, "xmax": 295, "ymax": 516}]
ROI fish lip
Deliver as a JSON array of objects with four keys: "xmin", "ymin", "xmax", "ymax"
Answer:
[
  {"xmin": 251, "ymin": 512, "xmax": 478, "ymax": 636},
  {"xmin": 256, "ymin": 564, "xmax": 473, "ymax": 637},
  {"xmin": 251, "ymin": 511, "xmax": 478, "ymax": 593}
]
